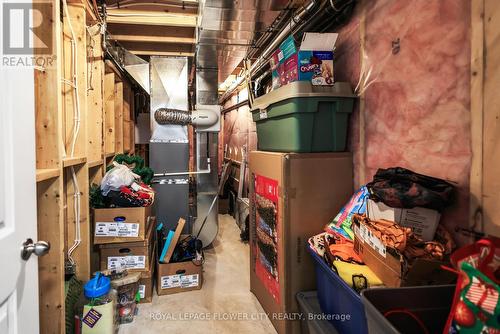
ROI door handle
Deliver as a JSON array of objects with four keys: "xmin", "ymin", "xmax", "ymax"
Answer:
[{"xmin": 21, "ymin": 238, "xmax": 50, "ymax": 261}]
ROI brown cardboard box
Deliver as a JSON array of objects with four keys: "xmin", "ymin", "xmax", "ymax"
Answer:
[
  {"xmin": 94, "ymin": 206, "xmax": 152, "ymax": 244},
  {"xmin": 99, "ymin": 220, "xmax": 155, "ymax": 272},
  {"xmin": 249, "ymin": 151, "xmax": 353, "ymax": 334},
  {"xmin": 138, "ymin": 253, "xmax": 155, "ymax": 303},
  {"xmin": 353, "ymin": 221, "xmax": 455, "ymax": 288},
  {"xmin": 156, "ymin": 235, "xmax": 203, "ymax": 296}
]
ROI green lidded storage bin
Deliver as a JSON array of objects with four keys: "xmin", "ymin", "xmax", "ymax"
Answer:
[{"xmin": 251, "ymin": 81, "xmax": 356, "ymax": 152}]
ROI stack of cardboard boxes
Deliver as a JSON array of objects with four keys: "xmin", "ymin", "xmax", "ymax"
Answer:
[{"xmin": 93, "ymin": 206, "xmax": 155, "ymax": 303}]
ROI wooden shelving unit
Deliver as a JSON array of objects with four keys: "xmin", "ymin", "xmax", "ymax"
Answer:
[
  {"xmin": 36, "ymin": 168, "xmax": 61, "ymax": 182},
  {"xmin": 34, "ymin": 1, "xmax": 136, "ymax": 332}
]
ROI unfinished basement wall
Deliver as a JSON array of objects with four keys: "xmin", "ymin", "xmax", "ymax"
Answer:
[
  {"xmin": 221, "ymin": 0, "xmax": 473, "ymax": 243},
  {"xmin": 335, "ymin": 0, "xmax": 472, "ymax": 244},
  {"xmin": 220, "ymin": 89, "xmax": 256, "ymax": 196}
]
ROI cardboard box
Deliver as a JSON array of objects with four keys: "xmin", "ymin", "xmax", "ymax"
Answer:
[
  {"xmin": 270, "ymin": 33, "xmax": 338, "ymax": 90},
  {"xmin": 99, "ymin": 220, "xmax": 155, "ymax": 272},
  {"xmin": 94, "ymin": 206, "xmax": 152, "ymax": 245},
  {"xmin": 138, "ymin": 253, "xmax": 155, "ymax": 303},
  {"xmin": 249, "ymin": 151, "xmax": 353, "ymax": 334},
  {"xmin": 353, "ymin": 222, "xmax": 455, "ymax": 288},
  {"xmin": 156, "ymin": 235, "xmax": 203, "ymax": 296},
  {"xmin": 367, "ymin": 199, "xmax": 440, "ymax": 241}
]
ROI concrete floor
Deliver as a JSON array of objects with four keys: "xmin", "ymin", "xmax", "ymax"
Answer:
[{"xmin": 119, "ymin": 214, "xmax": 277, "ymax": 334}]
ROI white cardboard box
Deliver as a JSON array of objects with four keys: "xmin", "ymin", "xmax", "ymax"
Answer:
[{"xmin": 367, "ymin": 199, "xmax": 440, "ymax": 241}]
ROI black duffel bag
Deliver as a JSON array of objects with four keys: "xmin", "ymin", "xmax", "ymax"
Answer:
[{"xmin": 366, "ymin": 167, "xmax": 456, "ymax": 211}]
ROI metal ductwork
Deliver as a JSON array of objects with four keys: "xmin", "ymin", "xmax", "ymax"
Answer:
[
  {"xmin": 217, "ymin": 0, "xmax": 322, "ymax": 101},
  {"xmin": 196, "ymin": 0, "xmax": 293, "ymax": 83}
]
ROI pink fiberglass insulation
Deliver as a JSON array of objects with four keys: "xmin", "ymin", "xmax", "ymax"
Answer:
[{"xmin": 336, "ymin": 0, "xmax": 471, "ymax": 242}]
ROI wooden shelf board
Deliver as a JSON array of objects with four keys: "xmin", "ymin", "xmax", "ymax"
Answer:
[
  {"xmin": 36, "ymin": 168, "xmax": 60, "ymax": 182},
  {"xmin": 88, "ymin": 160, "xmax": 103, "ymax": 168},
  {"xmin": 62, "ymin": 156, "xmax": 87, "ymax": 167},
  {"xmin": 105, "ymin": 152, "xmax": 116, "ymax": 158}
]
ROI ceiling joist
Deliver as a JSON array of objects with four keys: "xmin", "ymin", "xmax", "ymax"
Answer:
[
  {"xmin": 106, "ymin": 8, "xmax": 197, "ymax": 27},
  {"xmin": 120, "ymin": 41, "xmax": 194, "ymax": 56},
  {"xmin": 110, "ymin": 34, "xmax": 196, "ymax": 44}
]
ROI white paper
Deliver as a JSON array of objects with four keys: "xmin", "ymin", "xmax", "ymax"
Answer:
[
  {"xmin": 161, "ymin": 274, "xmax": 199, "ymax": 289},
  {"xmin": 360, "ymin": 224, "xmax": 387, "ymax": 258},
  {"xmin": 95, "ymin": 222, "xmax": 139, "ymax": 237},
  {"xmin": 300, "ymin": 33, "xmax": 338, "ymax": 51},
  {"xmin": 259, "ymin": 110, "xmax": 268, "ymax": 120},
  {"xmin": 107, "ymin": 255, "xmax": 146, "ymax": 270},
  {"xmin": 138, "ymin": 285, "xmax": 146, "ymax": 299}
]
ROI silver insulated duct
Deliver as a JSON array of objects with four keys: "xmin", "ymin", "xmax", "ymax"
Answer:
[{"xmin": 196, "ymin": 0, "xmax": 291, "ymax": 83}]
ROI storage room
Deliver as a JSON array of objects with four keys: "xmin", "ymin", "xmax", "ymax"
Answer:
[{"xmin": 1, "ymin": 0, "xmax": 499, "ymax": 334}]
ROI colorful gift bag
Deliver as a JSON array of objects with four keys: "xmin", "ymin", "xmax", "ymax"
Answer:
[
  {"xmin": 446, "ymin": 262, "xmax": 500, "ymax": 333},
  {"xmin": 444, "ymin": 238, "xmax": 500, "ymax": 333}
]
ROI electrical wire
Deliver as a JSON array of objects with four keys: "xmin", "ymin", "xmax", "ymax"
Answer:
[{"xmin": 62, "ymin": 0, "xmax": 82, "ymax": 267}]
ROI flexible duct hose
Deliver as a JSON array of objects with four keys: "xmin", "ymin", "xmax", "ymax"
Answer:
[{"xmin": 154, "ymin": 108, "xmax": 192, "ymax": 125}]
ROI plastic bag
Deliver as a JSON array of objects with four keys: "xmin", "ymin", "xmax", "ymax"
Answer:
[{"xmin": 101, "ymin": 162, "xmax": 139, "ymax": 196}]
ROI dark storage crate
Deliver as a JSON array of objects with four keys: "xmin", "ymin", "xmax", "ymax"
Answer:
[
  {"xmin": 308, "ymin": 246, "xmax": 368, "ymax": 334},
  {"xmin": 251, "ymin": 82, "xmax": 355, "ymax": 153},
  {"xmin": 296, "ymin": 291, "xmax": 338, "ymax": 334},
  {"xmin": 361, "ymin": 285, "xmax": 455, "ymax": 334}
]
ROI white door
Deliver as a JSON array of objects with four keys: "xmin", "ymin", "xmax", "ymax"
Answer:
[{"xmin": 0, "ymin": 7, "xmax": 46, "ymax": 332}]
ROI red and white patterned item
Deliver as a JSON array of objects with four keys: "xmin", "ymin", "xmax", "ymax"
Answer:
[{"xmin": 465, "ymin": 277, "xmax": 499, "ymax": 315}]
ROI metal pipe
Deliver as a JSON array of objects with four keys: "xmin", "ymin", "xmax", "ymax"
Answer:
[
  {"xmin": 219, "ymin": 0, "xmax": 321, "ymax": 103},
  {"xmin": 154, "ymin": 159, "xmax": 211, "ymax": 177}
]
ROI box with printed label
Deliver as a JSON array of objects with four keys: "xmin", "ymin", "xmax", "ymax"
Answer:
[
  {"xmin": 366, "ymin": 199, "xmax": 440, "ymax": 241},
  {"xmin": 138, "ymin": 252, "xmax": 155, "ymax": 303},
  {"xmin": 270, "ymin": 33, "xmax": 337, "ymax": 90},
  {"xmin": 93, "ymin": 206, "xmax": 152, "ymax": 245},
  {"xmin": 98, "ymin": 217, "xmax": 155, "ymax": 271},
  {"xmin": 156, "ymin": 235, "xmax": 203, "ymax": 296},
  {"xmin": 353, "ymin": 221, "xmax": 455, "ymax": 288}
]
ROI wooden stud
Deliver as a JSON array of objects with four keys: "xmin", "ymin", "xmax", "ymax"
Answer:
[
  {"xmin": 34, "ymin": 0, "xmax": 66, "ymax": 333},
  {"xmin": 104, "ymin": 72, "xmax": 116, "ymax": 155},
  {"xmin": 123, "ymin": 81, "xmax": 132, "ymax": 153},
  {"xmin": 34, "ymin": 0, "xmax": 63, "ymax": 171},
  {"xmin": 65, "ymin": 165, "xmax": 91, "ymax": 280},
  {"xmin": 357, "ymin": 4, "xmax": 367, "ymax": 186},
  {"xmin": 482, "ymin": 0, "xmax": 500, "ymax": 236},
  {"xmin": 105, "ymin": 59, "xmax": 123, "ymax": 81},
  {"xmin": 87, "ymin": 31, "xmax": 104, "ymax": 164},
  {"xmin": 114, "ymin": 81, "xmax": 124, "ymax": 153},
  {"xmin": 37, "ymin": 179, "xmax": 65, "ymax": 334},
  {"xmin": 62, "ymin": 3, "xmax": 88, "ymax": 158},
  {"xmin": 470, "ymin": 0, "xmax": 485, "ymax": 229}
]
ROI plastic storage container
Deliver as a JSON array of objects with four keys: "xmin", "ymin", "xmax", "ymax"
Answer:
[
  {"xmin": 361, "ymin": 285, "xmax": 455, "ymax": 334},
  {"xmin": 251, "ymin": 81, "xmax": 356, "ymax": 153},
  {"xmin": 82, "ymin": 273, "xmax": 117, "ymax": 334},
  {"xmin": 111, "ymin": 271, "xmax": 141, "ymax": 324},
  {"xmin": 308, "ymin": 246, "xmax": 368, "ymax": 334},
  {"xmin": 296, "ymin": 291, "xmax": 338, "ymax": 334}
]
